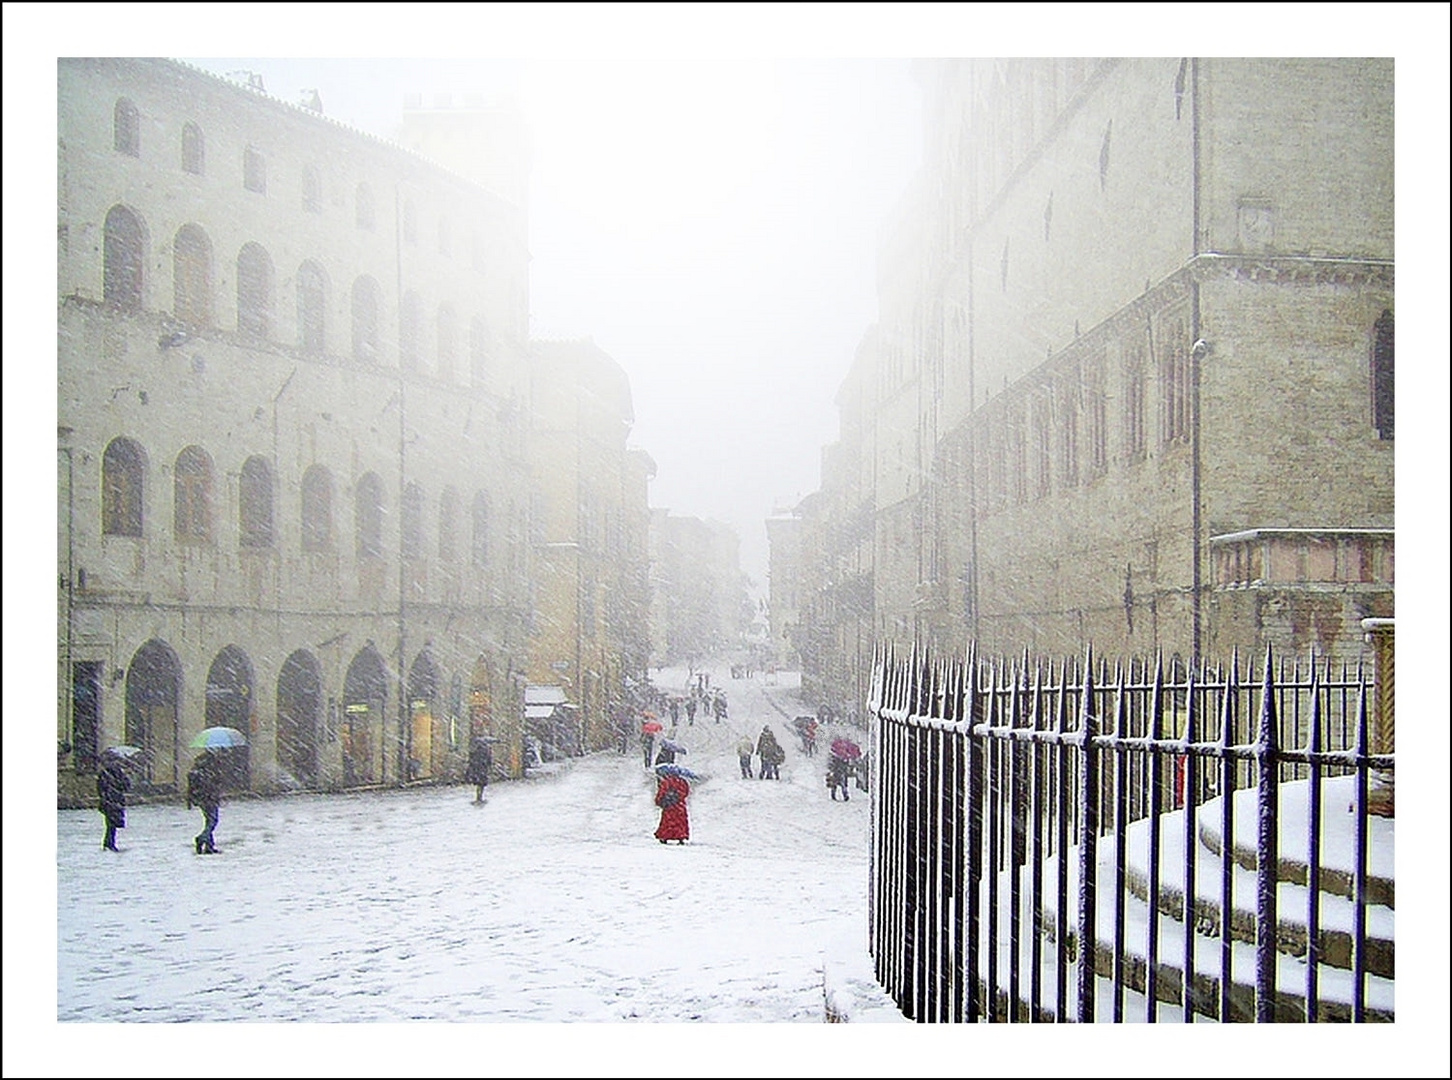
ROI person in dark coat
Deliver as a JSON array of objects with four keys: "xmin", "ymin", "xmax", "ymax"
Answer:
[
  {"xmin": 827, "ymin": 751, "xmax": 853, "ymax": 801},
  {"xmin": 465, "ymin": 737, "xmax": 494, "ymax": 803},
  {"xmin": 97, "ymin": 759, "xmax": 130, "ymax": 851},
  {"xmin": 757, "ymin": 726, "xmax": 784, "ymax": 780},
  {"xmin": 186, "ymin": 751, "xmax": 225, "ymax": 854},
  {"xmin": 654, "ymin": 771, "xmax": 690, "ymax": 844}
]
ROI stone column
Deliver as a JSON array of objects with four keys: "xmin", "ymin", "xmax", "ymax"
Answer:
[{"xmin": 1361, "ymin": 618, "xmax": 1394, "ymax": 816}]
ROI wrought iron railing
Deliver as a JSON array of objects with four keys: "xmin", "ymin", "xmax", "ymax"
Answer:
[{"xmin": 867, "ymin": 643, "xmax": 1394, "ymax": 1022}]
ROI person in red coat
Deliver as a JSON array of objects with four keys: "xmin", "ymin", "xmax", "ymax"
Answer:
[{"xmin": 654, "ymin": 772, "xmax": 690, "ymax": 844}]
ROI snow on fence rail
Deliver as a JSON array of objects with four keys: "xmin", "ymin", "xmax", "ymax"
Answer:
[{"xmin": 866, "ymin": 642, "xmax": 1394, "ymax": 1023}]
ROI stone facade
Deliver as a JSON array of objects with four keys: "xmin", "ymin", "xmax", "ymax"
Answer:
[
  {"xmin": 526, "ymin": 339, "xmax": 652, "ymax": 753},
  {"xmin": 56, "ymin": 59, "xmax": 651, "ymax": 803},
  {"xmin": 792, "ymin": 58, "xmax": 1393, "ymax": 711}
]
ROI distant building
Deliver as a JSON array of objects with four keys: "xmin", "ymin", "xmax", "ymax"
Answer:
[
  {"xmin": 526, "ymin": 339, "xmax": 652, "ymax": 753},
  {"xmin": 795, "ymin": 58, "xmax": 1393, "ymax": 710},
  {"xmin": 764, "ymin": 507, "xmax": 801, "ymax": 666},
  {"xmin": 648, "ymin": 513, "xmax": 751, "ymax": 668}
]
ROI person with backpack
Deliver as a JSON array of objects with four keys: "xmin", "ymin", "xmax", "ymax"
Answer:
[{"xmin": 756, "ymin": 726, "xmax": 785, "ymax": 780}]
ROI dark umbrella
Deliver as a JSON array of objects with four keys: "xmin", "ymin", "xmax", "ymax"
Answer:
[
  {"xmin": 658, "ymin": 738, "xmax": 688, "ymax": 755},
  {"xmin": 101, "ymin": 745, "xmax": 147, "ymax": 770},
  {"xmin": 655, "ymin": 763, "xmax": 701, "ymax": 781}
]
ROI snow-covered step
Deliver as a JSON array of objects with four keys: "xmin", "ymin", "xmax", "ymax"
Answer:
[
  {"xmin": 1006, "ymin": 844, "xmax": 1394, "ymax": 1022},
  {"xmin": 1196, "ymin": 776, "xmax": 1394, "ymax": 909},
  {"xmin": 1118, "ymin": 790, "xmax": 1394, "ymax": 979}
]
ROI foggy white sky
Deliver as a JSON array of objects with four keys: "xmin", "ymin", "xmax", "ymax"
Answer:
[{"xmin": 177, "ymin": 56, "xmax": 923, "ymax": 589}]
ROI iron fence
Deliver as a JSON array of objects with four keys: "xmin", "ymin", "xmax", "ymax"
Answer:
[{"xmin": 867, "ymin": 643, "xmax": 1394, "ymax": 1022}]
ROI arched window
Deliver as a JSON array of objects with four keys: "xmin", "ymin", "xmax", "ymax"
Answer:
[
  {"xmin": 402, "ymin": 199, "xmax": 417, "ymax": 245},
  {"xmin": 439, "ymin": 487, "xmax": 459, "ymax": 563},
  {"xmin": 351, "ymin": 276, "xmax": 381, "ymax": 363},
  {"xmin": 302, "ymin": 165, "xmax": 322, "ymax": 213},
  {"xmin": 239, "ymin": 456, "xmax": 273, "ymax": 548},
  {"xmin": 399, "ymin": 290, "xmax": 422, "ymax": 373},
  {"xmin": 244, "ymin": 146, "xmax": 267, "ymax": 194},
  {"xmin": 236, "ymin": 242, "xmax": 273, "ymax": 339},
  {"xmin": 103, "ymin": 205, "xmax": 146, "ymax": 312},
  {"xmin": 356, "ymin": 183, "xmax": 375, "ymax": 231},
  {"xmin": 181, "ymin": 122, "xmax": 204, "ymax": 174},
  {"xmin": 401, "ymin": 482, "xmax": 424, "ymax": 560},
  {"xmin": 472, "ymin": 491, "xmax": 491, "ymax": 568},
  {"xmin": 102, "ymin": 437, "xmax": 145, "ymax": 537},
  {"xmin": 438, "ymin": 215, "xmax": 452, "ymax": 257},
  {"xmin": 300, "ymin": 465, "xmax": 333, "ymax": 551},
  {"xmin": 437, "ymin": 304, "xmax": 457, "ymax": 382},
  {"xmin": 114, "ymin": 98, "xmax": 139, "ymax": 156},
  {"xmin": 470, "ymin": 317, "xmax": 491, "ymax": 386},
  {"xmin": 297, "ymin": 260, "xmax": 327, "ymax": 354},
  {"xmin": 1372, "ymin": 310, "xmax": 1394, "ymax": 440},
  {"xmin": 173, "ymin": 446, "xmax": 213, "ymax": 543},
  {"xmin": 356, "ymin": 473, "xmax": 384, "ymax": 560},
  {"xmin": 173, "ymin": 224, "xmax": 213, "ymax": 327}
]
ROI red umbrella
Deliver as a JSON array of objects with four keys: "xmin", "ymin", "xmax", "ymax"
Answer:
[
  {"xmin": 830, "ymin": 738, "xmax": 861, "ymax": 761},
  {"xmin": 641, "ymin": 720, "xmax": 663, "ymax": 735}
]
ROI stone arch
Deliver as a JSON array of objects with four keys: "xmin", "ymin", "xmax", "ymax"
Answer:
[
  {"xmin": 204, "ymin": 644, "xmax": 254, "ymax": 789},
  {"xmin": 276, "ymin": 650, "xmax": 322, "ymax": 788},
  {"xmin": 407, "ymin": 650, "xmax": 440, "ymax": 780},
  {"xmin": 343, "ymin": 645, "xmax": 388, "ymax": 786},
  {"xmin": 125, "ymin": 638, "xmax": 181, "ymax": 789},
  {"xmin": 469, "ymin": 655, "xmax": 495, "ymax": 740}
]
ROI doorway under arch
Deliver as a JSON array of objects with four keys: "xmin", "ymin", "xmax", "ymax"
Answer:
[
  {"xmin": 408, "ymin": 650, "xmax": 439, "ymax": 780},
  {"xmin": 205, "ymin": 645, "xmax": 254, "ymax": 789},
  {"xmin": 125, "ymin": 639, "xmax": 181, "ymax": 789},
  {"xmin": 276, "ymin": 650, "xmax": 321, "ymax": 788},
  {"xmin": 343, "ymin": 646, "xmax": 388, "ymax": 786}
]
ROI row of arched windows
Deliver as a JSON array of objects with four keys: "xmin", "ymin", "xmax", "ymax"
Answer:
[
  {"xmin": 114, "ymin": 96, "xmax": 486, "ymax": 266},
  {"xmin": 100, "ymin": 437, "xmax": 503, "ymax": 567},
  {"xmin": 100, "ymin": 204, "xmax": 496, "ymax": 381}
]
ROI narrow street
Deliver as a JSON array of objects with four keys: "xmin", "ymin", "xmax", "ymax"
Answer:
[{"xmin": 57, "ymin": 667, "xmax": 871, "ymax": 1023}]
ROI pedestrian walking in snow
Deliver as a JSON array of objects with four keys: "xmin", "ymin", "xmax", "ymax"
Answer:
[
  {"xmin": 97, "ymin": 758, "xmax": 130, "ymax": 851},
  {"xmin": 685, "ymin": 697, "xmax": 697, "ymax": 725},
  {"xmin": 654, "ymin": 770, "xmax": 690, "ymax": 844},
  {"xmin": 186, "ymin": 751, "xmax": 225, "ymax": 854},
  {"xmin": 827, "ymin": 752, "xmax": 853, "ymax": 801},
  {"xmin": 465, "ymin": 737, "xmax": 494, "ymax": 804},
  {"xmin": 736, "ymin": 735, "xmax": 755, "ymax": 779},
  {"xmin": 712, "ymin": 693, "xmax": 727, "ymax": 723},
  {"xmin": 669, "ymin": 697, "xmax": 680, "ymax": 724},
  {"xmin": 757, "ymin": 726, "xmax": 784, "ymax": 780}
]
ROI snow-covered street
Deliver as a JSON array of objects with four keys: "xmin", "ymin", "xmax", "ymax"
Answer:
[{"xmin": 57, "ymin": 667, "xmax": 872, "ymax": 1023}]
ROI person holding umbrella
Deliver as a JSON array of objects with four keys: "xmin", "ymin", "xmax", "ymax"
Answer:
[
  {"xmin": 828, "ymin": 737, "xmax": 862, "ymax": 801},
  {"xmin": 653, "ymin": 764, "xmax": 691, "ymax": 845},
  {"xmin": 186, "ymin": 750, "xmax": 226, "ymax": 854},
  {"xmin": 96, "ymin": 749, "xmax": 133, "ymax": 851},
  {"xmin": 640, "ymin": 716, "xmax": 662, "ymax": 768}
]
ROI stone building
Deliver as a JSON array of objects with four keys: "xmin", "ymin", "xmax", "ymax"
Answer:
[
  {"xmin": 764, "ymin": 506, "xmax": 801, "ymax": 667},
  {"xmin": 526, "ymin": 339, "xmax": 652, "ymax": 755},
  {"xmin": 793, "ymin": 58, "xmax": 1393, "ymax": 709},
  {"xmin": 58, "ymin": 59, "xmax": 541, "ymax": 801},
  {"xmin": 648, "ymin": 513, "xmax": 751, "ymax": 668}
]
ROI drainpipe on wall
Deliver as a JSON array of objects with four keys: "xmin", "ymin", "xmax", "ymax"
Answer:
[{"xmin": 1190, "ymin": 56, "xmax": 1204, "ymax": 665}]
